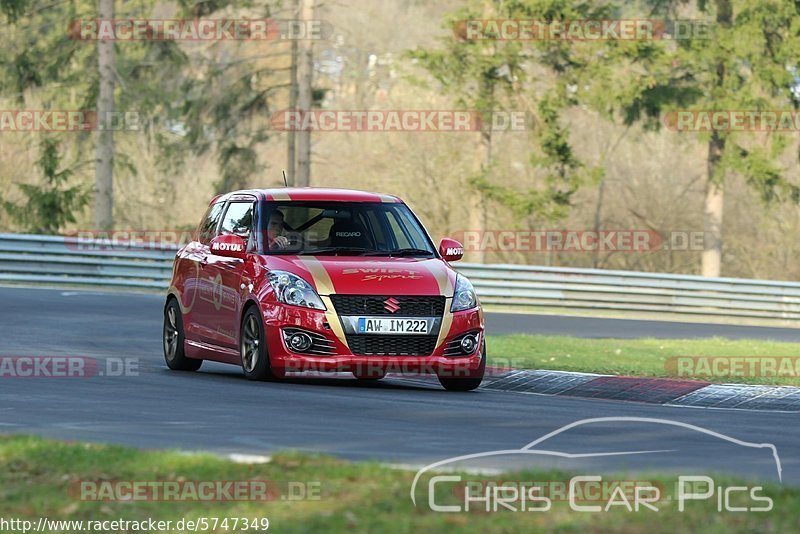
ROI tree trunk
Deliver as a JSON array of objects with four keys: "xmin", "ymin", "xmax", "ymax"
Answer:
[
  {"xmin": 295, "ymin": 0, "xmax": 315, "ymax": 188},
  {"xmin": 591, "ymin": 178, "xmax": 606, "ymax": 269},
  {"xmin": 469, "ymin": 127, "xmax": 490, "ymax": 264},
  {"xmin": 286, "ymin": 0, "xmax": 299, "ymax": 186},
  {"xmin": 701, "ymin": 0, "xmax": 731, "ymax": 277},
  {"xmin": 468, "ymin": 72, "xmax": 495, "ymax": 264},
  {"xmin": 702, "ymin": 129, "xmax": 725, "ymax": 277},
  {"xmin": 702, "ymin": 172, "xmax": 724, "ymax": 277},
  {"xmin": 94, "ymin": 0, "xmax": 115, "ymax": 229}
]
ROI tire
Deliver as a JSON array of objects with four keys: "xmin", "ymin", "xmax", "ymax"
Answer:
[
  {"xmin": 240, "ymin": 306, "xmax": 275, "ymax": 380},
  {"xmin": 163, "ymin": 299, "xmax": 202, "ymax": 371},
  {"xmin": 437, "ymin": 342, "xmax": 485, "ymax": 392}
]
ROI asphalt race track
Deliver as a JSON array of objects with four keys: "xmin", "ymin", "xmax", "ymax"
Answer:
[
  {"xmin": 484, "ymin": 311, "xmax": 800, "ymax": 341},
  {"xmin": 1, "ymin": 285, "xmax": 798, "ymax": 486}
]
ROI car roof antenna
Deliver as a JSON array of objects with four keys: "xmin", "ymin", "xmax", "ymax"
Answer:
[{"xmin": 282, "ymin": 170, "xmax": 289, "ymax": 187}]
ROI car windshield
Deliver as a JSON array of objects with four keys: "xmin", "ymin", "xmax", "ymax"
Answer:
[{"xmin": 262, "ymin": 201, "xmax": 436, "ymax": 257}]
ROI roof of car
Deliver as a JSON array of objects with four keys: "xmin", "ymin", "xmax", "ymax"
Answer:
[{"xmin": 214, "ymin": 187, "xmax": 402, "ymax": 204}]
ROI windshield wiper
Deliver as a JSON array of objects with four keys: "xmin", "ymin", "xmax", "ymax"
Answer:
[
  {"xmin": 362, "ymin": 248, "xmax": 434, "ymax": 257},
  {"xmin": 298, "ymin": 247, "xmax": 371, "ymax": 256}
]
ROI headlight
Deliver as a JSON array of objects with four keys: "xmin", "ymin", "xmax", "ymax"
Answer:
[
  {"xmin": 451, "ymin": 274, "xmax": 478, "ymax": 312},
  {"xmin": 268, "ymin": 270, "xmax": 326, "ymax": 310}
]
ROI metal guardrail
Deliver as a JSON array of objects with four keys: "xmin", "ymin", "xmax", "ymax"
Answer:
[
  {"xmin": 1, "ymin": 233, "xmax": 799, "ymax": 321},
  {"xmin": 0, "ymin": 233, "xmax": 174, "ymax": 290},
  {"xmin": 457, "ymin": 264, "xmax": 800, "ymax": 320}
]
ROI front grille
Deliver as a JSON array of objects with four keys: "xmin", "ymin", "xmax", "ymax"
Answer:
[
  {"xmin": 346, "ymin": 335, "xmax": 438, "ymax": 356},
  {"xmin": 331, "ymin": 295, "xmax": 445, "ymax": 316},
  {"xmin": 282, "ymin": 328, "xmax": 337, "ymax": 355}
]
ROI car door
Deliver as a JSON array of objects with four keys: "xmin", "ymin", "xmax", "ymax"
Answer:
[
  {"xmin": 195, "ymin": 198, "xmax": 256, "ymax": 348},
  {"xmin": 180, "ymin": 199, "xmax": 226, "ymax": 342}
]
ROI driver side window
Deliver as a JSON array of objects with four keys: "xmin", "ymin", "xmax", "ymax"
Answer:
[{"xmin": 219, "ymin": 202, "xmax": 255, "ymax": 238}]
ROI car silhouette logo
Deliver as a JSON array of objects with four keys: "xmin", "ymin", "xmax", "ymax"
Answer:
[
  {"xmin": 409, "ymin": 416, "xmax": 783, "ymax": 506},
  {"xmin": 384, "ymin": 297, "xmax": 401, "ymax": 313}
]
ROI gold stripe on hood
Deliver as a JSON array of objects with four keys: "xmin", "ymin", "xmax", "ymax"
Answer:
[
  {"xmin": 435, "ymin": 308, "xmax": 453, "ymax": 350},
  {"xmin": 418, "ymin": 260, "xmax": 454, "ymax": 297},
  {"xmin": 296, "ymin": 258, "xmax": 348, "ymax": 350},
  {"xmin": 319, "ymin": 296, "xmax": 349, "ymax": 350},
  {"xmin": 298, "ymin": 257, "xmax": 335, "ymax": 295},
  {"xmin": 416, "ymin": 261, "xmax": 455, "ymax": 349}
]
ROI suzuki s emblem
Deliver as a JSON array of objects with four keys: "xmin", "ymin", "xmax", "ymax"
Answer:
[{"xmin": 383, "ymin": 297, "xmax": 401, "ymax": 313}]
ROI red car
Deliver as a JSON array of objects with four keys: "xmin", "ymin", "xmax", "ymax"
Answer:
[{"xmin": 163, "ymin": 188, "xmax": 485, "ymax": 391}]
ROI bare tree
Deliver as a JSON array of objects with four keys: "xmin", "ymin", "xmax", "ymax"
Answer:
[
  {"xmin": 94, "ymin": 0, "xmax": 115, "ymax": 229},
  {"xmin": 295, "ymin": 0, "xmax": 315, "ymax": 187},
  {"xmin": 700, "ymin": 0, "xmax": 731, "ymax": 277},
  {"xmin": 286, "ymin": 0, "xmax": 300, "ymax": 186}
]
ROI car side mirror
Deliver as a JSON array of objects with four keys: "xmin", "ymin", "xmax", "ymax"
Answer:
[
  {"xmin": 210, "ymin": 234, "xmax": 247, "ymax": 260},
  {"xmin": 439, "ymin": 238, "xmax": 464, "ymax": 262}
]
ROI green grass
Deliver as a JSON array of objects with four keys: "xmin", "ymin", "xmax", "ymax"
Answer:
[
  {"xmin": 0, "ymin": 435, "xmax": 797, "ymax": 533},
  {"xmin": 487, "ymin": 335, "xmax": 800, "ymax": 386}
]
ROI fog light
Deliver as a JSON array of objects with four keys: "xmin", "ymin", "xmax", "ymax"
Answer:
[
  {"xmin": 289, "ymin": 332, "xmax": 313, "ymax": 352},
  {"xmin": 460, "ymin": 334, "xmax": 478, "ymax": 354}
]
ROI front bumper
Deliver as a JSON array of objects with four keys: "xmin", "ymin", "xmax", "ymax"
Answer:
[{"xmin": 262, "ymin": 303, "xmax": 484, "ymax": 377}]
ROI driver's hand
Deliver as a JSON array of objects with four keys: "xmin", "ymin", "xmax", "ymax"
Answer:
[{"xmin": 272, "ymin": 236, "xmax": 290, "ymax": 249}]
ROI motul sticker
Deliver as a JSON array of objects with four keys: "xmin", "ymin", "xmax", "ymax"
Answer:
[{"xmin": 213, "ymin": 242, "xmax": 243, "ymax": 252}]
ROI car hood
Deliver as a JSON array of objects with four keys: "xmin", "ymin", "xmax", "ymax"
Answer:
[{"xmin": 263, "ymin": 255, "xmax": 457, "ymax": 297}]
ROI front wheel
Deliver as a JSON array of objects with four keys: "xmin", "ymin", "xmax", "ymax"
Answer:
[
  {"xmin": 163, "ymin": 299, "xmax": 202, "ymax": 371},
  {"xmin": 438, "ymin": 342, "xmax": 485, "ymax": 392},
  {"xmin": 240, "ymin": 307, "xmax": 276, "ymax": 380}
]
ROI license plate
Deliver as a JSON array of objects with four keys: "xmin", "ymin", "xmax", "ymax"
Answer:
[{"xmin": 357, "ymin": 317, "xmax": 430, "ymax": 335}]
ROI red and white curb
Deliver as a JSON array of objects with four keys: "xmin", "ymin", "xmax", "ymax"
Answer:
[{"xmin": 391, "ymin": 368, "xmax": 800, "ymax": 412}]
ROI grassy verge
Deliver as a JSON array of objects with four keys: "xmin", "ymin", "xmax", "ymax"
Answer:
[
  {"xmin": 487, "ymin": 335, "xmax": 800, "ymax": 386},
  {"xmin": 0, "ymin": 435, "xmax": 796, "ymax": 533}
]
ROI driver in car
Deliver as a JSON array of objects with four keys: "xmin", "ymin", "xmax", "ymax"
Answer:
[{"xmin": 268, "ymin": 210, "xmax": 290, "ymax": 250}]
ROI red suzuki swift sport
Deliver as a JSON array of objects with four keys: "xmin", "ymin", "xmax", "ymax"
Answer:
[{"xmin": 163, "ymin": 188, "xmax": 485, "ymax": 391}]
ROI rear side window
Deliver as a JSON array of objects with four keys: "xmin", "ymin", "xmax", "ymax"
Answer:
[{"xmin": 197, "ymin": 201, "xmax": 225, "ymax": 244}]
